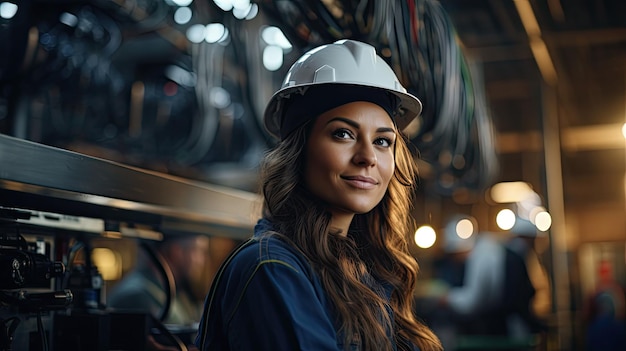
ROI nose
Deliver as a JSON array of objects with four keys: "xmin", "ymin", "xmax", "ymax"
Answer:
[{"xmin": 352, "ymin": 142, "xmax": 376, "ymax": 167}]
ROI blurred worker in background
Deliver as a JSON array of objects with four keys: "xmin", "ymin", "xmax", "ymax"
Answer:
[
  {"xmin": 427, "ymin": 214, "xmax": 547, "ymax": 351},
  {"xmin": 107, "ymin": 235, "xmax": 211, "ymax": 326},
  {"xmin": 583, "ymin": 259, "xmax": 626, "ymax": 351},
  {"xmin": 432, "ymin": 215, "xmax": 473, "ymax": 289},
  {"xmin": 504, "ymin": 217, "xmax": 552, "ymax": 340},
  {"xmin": 437, "ymin": 215, "xmax": 508, "ymax": 336},
  {"xmin": 421, "ymin": 214, "xmax": 482, "ymax": 350}
]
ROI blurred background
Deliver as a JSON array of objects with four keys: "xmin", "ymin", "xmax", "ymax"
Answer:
[{"xmin": 0, "ymin": 0, "xmax": 625, "ymax": 350}]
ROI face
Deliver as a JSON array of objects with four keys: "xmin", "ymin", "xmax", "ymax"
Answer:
[
  {"xmin": 171, "ymin": 236, "xmax": 210, "ymax": 284},
  {"xmin": 304, "ymin": 101, "xmax": 396, "ymax": 221}
]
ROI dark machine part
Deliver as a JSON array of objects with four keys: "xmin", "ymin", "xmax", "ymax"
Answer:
[
  {"xmin": 0, "ymin": 227, "xmax": 73, "ymax": 351},
  {"xmin": 0, "ymin": 248, "xmax": 65, "ymax": 290},
  {"xmin": 0, "ymin": 224, "xmax": 65, "ymax": 291},
  {"xmin": 0, "ymin": 290, "xmax": 73, "ymax": 312},
  {"xmin": 65, "ymin": 263, "xmax": 103, "ymax": 310},
  {"xmin": 0, "ymin": 316, "xmax": 19, "ymax": 351}
]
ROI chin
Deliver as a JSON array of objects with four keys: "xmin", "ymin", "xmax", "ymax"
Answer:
[
  {"xmin": 324, "ymin": 194, "xmax": 383, "ymax": 216},
  {"xmin": 342, "ymin": 203, "xmax": 379, "ymax": 215},
  {"xmin": 354, "ymin": 206, "xmax": 376, "ymax": 214}
]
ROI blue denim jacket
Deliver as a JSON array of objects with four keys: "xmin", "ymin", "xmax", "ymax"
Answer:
[{"xmin": 195, "ymin": 218, "xmax": 418, "ymax": 351}]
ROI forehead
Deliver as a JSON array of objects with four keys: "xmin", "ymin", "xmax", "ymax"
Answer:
[{"xmin": 313, "ymin": 101, "xmax": 396, "ymax": 128}]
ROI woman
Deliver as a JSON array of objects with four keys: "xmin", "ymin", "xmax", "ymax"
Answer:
[{"xmin": 196, "ymin": 39, "xmax": 442, "ymax": 351}]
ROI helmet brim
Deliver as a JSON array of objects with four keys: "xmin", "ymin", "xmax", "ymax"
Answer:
[{"xmin": 263, "ymin": 82, "xmax": 422, "ymax": 140}]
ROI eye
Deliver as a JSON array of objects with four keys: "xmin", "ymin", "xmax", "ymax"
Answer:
[
  {"xmin": 332, "ymin": 128, "xmax": 354, "ymax": 140},
  {"xmin": 374, "ymin": 136, "xmax": 394, "ymax": 148}
]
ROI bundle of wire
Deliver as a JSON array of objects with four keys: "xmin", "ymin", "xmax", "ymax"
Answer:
[{"xmin": 367, "ymin": 0, "xmax": 498, "ymax": 195}]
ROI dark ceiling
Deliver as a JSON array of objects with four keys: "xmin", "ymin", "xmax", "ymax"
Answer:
[
  {"xmin": 1, "ymin": 0, "xmax": 625, "ymax": 243},
  {"xmin": 444, "ymin": 0, "xmax": 626, "ymax": 129}
]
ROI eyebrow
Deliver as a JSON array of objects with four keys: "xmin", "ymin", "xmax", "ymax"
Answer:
[{"xmin": 326, "ymin": 117, "xmax": 396, "ymax": 134}]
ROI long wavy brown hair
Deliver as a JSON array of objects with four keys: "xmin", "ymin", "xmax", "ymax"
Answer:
[{"xmin": 260, "ymin": 121, "xmax": 442, "ymax": 351}]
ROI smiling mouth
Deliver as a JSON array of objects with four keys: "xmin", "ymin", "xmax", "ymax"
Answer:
[{"xmin": 342, "ymin": 176, "xmax": 378, "ymax": 189}]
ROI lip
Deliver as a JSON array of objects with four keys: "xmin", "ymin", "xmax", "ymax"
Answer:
[{"xmin": 341, "ymin": 175, "xmax": 379, "ymax": 189}]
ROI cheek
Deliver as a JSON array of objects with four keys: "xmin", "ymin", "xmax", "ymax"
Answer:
[
  {"xmin": 304, "ymin": 146, "xmax": 344, "ymax": 196},
  {"xmin": 304, "ymin": 152, "xmax": 329, "ymax": 186},
  {"xmin": 379, "ymin": 154, "xmax": 396, "ymax": 184},
  {"xmin": 306, "ymin": 141, "xmax": 338, "ymax": 174}
]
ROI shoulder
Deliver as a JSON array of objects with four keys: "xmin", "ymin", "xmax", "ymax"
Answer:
[
  {"xmin": 214, "ymin": 235, "xmax": 327, "ymax": 322},
  {"xmin": 226, "ymin": 235, "xmax": 313, "ymax": 279},
  {"xmin": 470, "ymin": 235, "xmax": 505, "ymax": 265}
]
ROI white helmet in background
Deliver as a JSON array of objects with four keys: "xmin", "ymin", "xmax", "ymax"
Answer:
[
  {"xmin": 442, "ymin": 215, "xmax": 478, "ymax": 254},
  {"xmin": 263, "ymin": 39, "xmax": 422, "ymax": 139}
]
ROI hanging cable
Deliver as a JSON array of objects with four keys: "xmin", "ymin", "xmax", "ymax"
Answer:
[{"xmin": 139, "ymin": 241, "xmax": 176, "ymax": 323}]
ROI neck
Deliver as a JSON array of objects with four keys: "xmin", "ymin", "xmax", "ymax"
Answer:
[{"xmin": 329, "ymin": 211, "xmax": 354, "ymax": 237}]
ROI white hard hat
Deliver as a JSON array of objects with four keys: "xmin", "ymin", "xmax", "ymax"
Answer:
[{"xmin": 263, "ymin": 39, "xmax": 422, "ymax": 139}]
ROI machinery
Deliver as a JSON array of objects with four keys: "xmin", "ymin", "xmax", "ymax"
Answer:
[{"xmin": 0, "ymin": 134, "xmax": 261, "ymax": 351}]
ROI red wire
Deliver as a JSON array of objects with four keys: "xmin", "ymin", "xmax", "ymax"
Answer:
[{"xmin": 408, "ymin": 0, "xmax": 419, "ymax": 45}]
